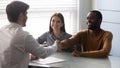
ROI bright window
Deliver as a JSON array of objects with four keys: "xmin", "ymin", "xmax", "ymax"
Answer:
[{"xmin": 0, "ymin": 0, "xmax": 79, "ymax": 38}]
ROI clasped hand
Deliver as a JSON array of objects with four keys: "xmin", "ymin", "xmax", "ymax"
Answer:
[{"xmin": 54, "ymin": 40, "xmax": 63, "ymax": 52}]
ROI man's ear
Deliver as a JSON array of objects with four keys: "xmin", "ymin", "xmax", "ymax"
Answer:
[
  {"xmin": 17, "ymin": 13, "xmax": 24, "ymax": 23},
  {"xmin": 18, "ymin": 13, "xmax": 23, "ymax": 19},
  {"xmin": 98, "ymin": 19, "xmax": 102, "ymax": 23},
  {"xmin": 18, "ymin": 13, "xmax": 24, "ymax": 22}
]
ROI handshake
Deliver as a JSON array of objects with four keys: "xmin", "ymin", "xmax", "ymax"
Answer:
[
  {"xmin": 54, "ymin": 40, "xmax": 63, "ymax": 52},
  {"xmin": 54, "ymin": 40, "xmax": 82, "ymax": 57}
]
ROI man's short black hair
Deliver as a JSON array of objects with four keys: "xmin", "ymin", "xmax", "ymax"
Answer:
[{"xmin": 90, "ymin": 10, "xmax": 102, "ymax": 20}]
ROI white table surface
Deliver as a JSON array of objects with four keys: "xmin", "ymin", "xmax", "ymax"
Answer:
[{"xmin": 29, "ymin": 52, "xmax": 120, "ymax": 68}]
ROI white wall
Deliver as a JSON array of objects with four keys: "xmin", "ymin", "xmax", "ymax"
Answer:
[
  {"xmin": 93, "ymin": 0, "xmax": 120, "ymax": 56},
  {"xmin": 78, "ymin": 0, "xmax": 92, "ymax": 30}
]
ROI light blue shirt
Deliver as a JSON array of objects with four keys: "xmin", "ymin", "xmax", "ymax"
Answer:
[{"xmin": 0, "ymin": 23, "xmax": 57, "ymax": 68}]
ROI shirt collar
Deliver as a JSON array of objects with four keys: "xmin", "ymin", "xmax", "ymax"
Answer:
[{"xmin": 9, "ymin": 22, "xmax": 23, "ymax": 30}]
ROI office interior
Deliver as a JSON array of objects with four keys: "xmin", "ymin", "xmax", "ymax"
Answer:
[{"xmin": 0, "ymin": 0, "xmax": 120, "ymax": 57}]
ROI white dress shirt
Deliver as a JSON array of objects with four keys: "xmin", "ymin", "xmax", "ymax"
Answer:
[{"xmin": 0, "ymin": 23, "xmax": 57, "ymax": 68}]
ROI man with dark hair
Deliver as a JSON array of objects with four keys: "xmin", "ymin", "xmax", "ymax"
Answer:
[
  {"xmin": 57, "ymin": 10, "xmax": 113, "ymax": 58},
  {"xmin": 0, "ymin": 1, "xmax": 58, "ymax": 68},
  {"xmin": 6, "ymin": 1, "xmax": 29, "ymax": 23}
]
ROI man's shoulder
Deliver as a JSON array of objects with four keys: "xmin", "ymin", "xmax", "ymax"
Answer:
[
  {"xmin": 102, "ymin": 29, "xmax": 113, "ymax": 37},
  {"xmin": 77, "ymin": 29, "xmax": 88, "ymax": 34},
  {"xmin": 18, "ymin": 30, "xmax": 29, "ymax": 35},
  {"xmin": 80, "ymin": 29, "xmax": 88, "ymax": 32},
  {"xmin": 15, "ymin": 30, "xmax": 31, "ymax": 39},
  {"xmin": 74, "ymin": 29, "xmax": 88, "ymax": 36},
  {"xmin": 102, "ymin": 29, "xmax": 112, "ymax": 34}
]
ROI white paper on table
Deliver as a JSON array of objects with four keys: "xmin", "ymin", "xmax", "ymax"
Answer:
[
  {"xmin": 30, "ymin": 56, "xmax": 65, "ymax": 65},
  {"xmin": 29, "ymin": 63, "xmax": 50, "ymax": 67}
]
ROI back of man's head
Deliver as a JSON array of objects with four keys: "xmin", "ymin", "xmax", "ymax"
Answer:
[{"xmin": 6, "ymin": 1, "xmax": 29, "ymax": 23}]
